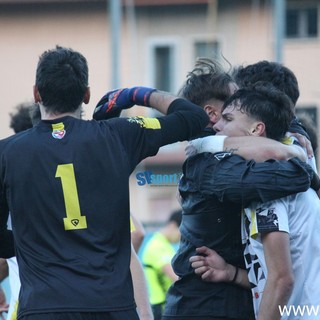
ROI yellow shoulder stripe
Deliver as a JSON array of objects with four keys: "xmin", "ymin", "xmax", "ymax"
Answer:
[{"xmin": 127, "ymin": 116, "xmax": 161, "ymax": 129}]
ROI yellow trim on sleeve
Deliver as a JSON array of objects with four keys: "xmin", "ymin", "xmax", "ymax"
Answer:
[
  {"xmin": 130, "ymin": 217, "xmax": 136, "ymax": 232},
  {"xmin": 281, "ymin": 136, "xmax": 294, "ymax": 145},
  {"xmin": 127, "ymin": 116, "xmax": 161, "ymax": 129},
  {"xmin": 142, "ymin": 117, "xmax": 161, "ymax": 129},
  {"xmin": 250, "ymin": 208, "xmax": 258, "ymax": 239}
]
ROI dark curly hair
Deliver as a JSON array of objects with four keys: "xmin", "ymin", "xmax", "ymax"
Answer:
[
  {"xmin": 9, "ymin": 103, "xmax": 35, "ymax": 133},
  {"xmin": 232, "ymin": 61, "xmax": 299, "ymax": 106},
  {"xmin": 178, "ymin": 57, "xmax": 236, "ymax": 107}
]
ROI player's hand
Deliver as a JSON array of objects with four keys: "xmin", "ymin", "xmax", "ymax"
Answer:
[
  {"xmin": 189, "ymin": 246, "xmax": 235, "ymax": 283},
  {"xmin": 93, "ymin": 87, "xmax": 156, "ymax": 120},
  {"xmin": 0, "ymin": 285, "xmax": 8, "ymax": 319},
  {"xmin": 286, "ymin": 132, "xmax": 314, "ymax": 159}
]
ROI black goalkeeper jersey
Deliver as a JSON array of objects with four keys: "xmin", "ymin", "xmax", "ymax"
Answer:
[{"xmin": 0, "ymin": 99, "xmax": 208, "ymax": 317}]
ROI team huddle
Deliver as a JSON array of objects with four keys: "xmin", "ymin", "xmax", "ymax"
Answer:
[{"xmin": 0, "ymin": 46, "xmax": 319, "ymax": 320}]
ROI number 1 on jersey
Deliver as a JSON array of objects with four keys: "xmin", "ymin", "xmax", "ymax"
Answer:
[{"xmin": 56, "ymin": 164, "xmax": 87, "ymax": 230}]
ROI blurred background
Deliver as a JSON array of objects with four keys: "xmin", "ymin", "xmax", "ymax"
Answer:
[{"xmin": 0, "ymin": 0, "xmax": 319, "ymax": 228}]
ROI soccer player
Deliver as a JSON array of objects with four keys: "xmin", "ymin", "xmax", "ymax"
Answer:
[
  {"xmin": 177, "ymin": 57, "xmax": 238, "ymax": 137},
  {"xmin": 0, "ymin": 45, "xmax": 209, "ymax": 320},
  {"xmin": 232, "ymin": 60, "xmax": 317, "ymax": 168},
  {"xmin": 8, "ymin": 102, "xmax": 154, "ymax": 320},
  {"xmin": 163, "ymin": 82, "xmax": 320, "ymax": 320},
  {"xmin": 189, "ymin": 83, "xmax": 320, "ymax": 319}
]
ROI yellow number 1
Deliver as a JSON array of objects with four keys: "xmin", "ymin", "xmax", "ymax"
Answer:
[{"xmin": 56, "ymin": 164, "xmax": 87, "ymax": 230}]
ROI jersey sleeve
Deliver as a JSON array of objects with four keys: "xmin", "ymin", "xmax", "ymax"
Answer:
[
  {"xmin": 246, "ymin": 199, "xmax": 289, "ymax": 238},
  {"xmin": 197, "ymin": 152, "xmax": 313, "ymax": 206},
  {"xmin": 109, "ymin": 99, "xmax": 208, "ymax": 170}
]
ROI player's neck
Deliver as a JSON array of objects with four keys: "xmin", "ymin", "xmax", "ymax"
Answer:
[{"xmin": 40, "ymin": 104, "xmax": 82, "ymax": 120}]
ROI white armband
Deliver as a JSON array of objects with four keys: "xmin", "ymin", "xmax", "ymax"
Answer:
[{"xmin": 188, "ymin": 135, "xmax": 227, "ymax": 155}]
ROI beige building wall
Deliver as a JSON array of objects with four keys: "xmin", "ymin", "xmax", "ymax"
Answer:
[
  {"xmin": 0, "ymin": 0, "xmax": 319, "ymax": 227},
  {"xmin": 0, "ymin": 2, "xmax": 110, "ymax": 138}
]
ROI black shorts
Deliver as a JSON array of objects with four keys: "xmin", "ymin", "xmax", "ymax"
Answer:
[{"xmin": 19, "ymin": 310, "xmax": 140, "ymax": 320}]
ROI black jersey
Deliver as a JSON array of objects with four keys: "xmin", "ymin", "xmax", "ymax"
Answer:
[
  {"xmin": 0, "ymin": 99, "xmax": 208, "ymax": 317},
  {"xmin": 164, "ymin": 152, "xmax": 315, "ymax": 319}
]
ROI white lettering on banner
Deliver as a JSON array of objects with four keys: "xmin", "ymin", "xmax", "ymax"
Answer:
[{"xmin": 279, "ymin": 305, "xmax": 320, "ymax": 317}]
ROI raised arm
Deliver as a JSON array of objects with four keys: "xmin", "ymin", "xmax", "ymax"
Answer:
[
  {"xmin": 93, "ymin": 86, "xmax": 202, "ymax": 119},
  {"xmin": 93, "ymin": 87, "xmax": 209, "ymax": 146}
]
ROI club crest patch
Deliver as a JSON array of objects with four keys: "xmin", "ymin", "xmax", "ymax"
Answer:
[{"xmin": 52, "ymin": 122, "xmax": 66, "ymax": 139}]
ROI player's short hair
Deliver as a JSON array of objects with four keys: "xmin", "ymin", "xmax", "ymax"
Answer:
[
  {"xmin": 223, "ymin": 81, "xmax": 294, "ymax": 141},
  {"xmin": 35, "ymin": 45, "xmax": 88, "ymax": 113}
]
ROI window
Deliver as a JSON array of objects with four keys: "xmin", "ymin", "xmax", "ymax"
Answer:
[
  {"xmin": 194, "ymin": 40, "xmax": 220, "ymax": 60},
  {"xmin": 154, "ymin": 46, "xmax": 172, "ymax": 92},
  {"xmin": 286, "ymin": 6, "xmax": 318, "ymax": 38},
  {"xmin": 147, "ymin": 39, "xmax": 178, "ymax": 117},
  {"xmin": 147, "ymin": 40, "xmax": 178, "ymax": 93}
]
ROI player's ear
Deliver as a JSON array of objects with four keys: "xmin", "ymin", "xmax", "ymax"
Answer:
[
  {"xmin": 83, "ymin": 87, "xmax": 91, "ymax": 104},
  {"xmin": 204, "ymin": 105, "xmax": 220, "ymax": 124},
  {"xmin": 251, "ymin": 122, "xmax": 266, "ymax": 136},
  {"xmin": 33, "ymin": 85, "xmax": 42, "ymax": 103}
]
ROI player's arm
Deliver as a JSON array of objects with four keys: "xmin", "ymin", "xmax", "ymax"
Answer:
[
  {"xmin": 130, "ymin": 243, "xmax": 154, "ymax": 320},
  {"xmin": 257, "ymin": 232, "xmax": 294, "ymax": 320},
  {"xmin": 0, "ymin": 195, "xmax": 15, "ymax": 259},
  {"xmin": 130, "ymin": 213, "xmax": 146, "ymax": 253},
  {"xmin": 162, "ymin": 263, "xmax": 179, "ymax": 282},
  {"xmin": 188, "ymin": 135, "xmax": 307, "ymax": 162},
  {"xmin": 195, "ymin": 154, "xmax": 319, "ymax": 206},
  {"xmin": 94, "ymin": 87, "xmax": 209, "ymax": 161},
  {"xmin": 104, "ymin": 93, "xmax": 208, "ymax": 169},
  {"xmin": 93, "ymin": 86, "xmax": 208, "ymax": 121},
  {"xmin": 95, "ymin": 87, "xmax": 209, "ymax": 138},
  {"xmin": 0, "ymin": 285, "xmax": 8, "ymax": 319},
  {"xmin": 0, "ymin": 259, "xmax": 8, "ymax": 281},
  {"xmin": 93, "ymin": 87, "xmax": 173, "ymax": 119},
  {"xmin": 189, "ymin": 246, "xmax": 250, "ymax": 289}
]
